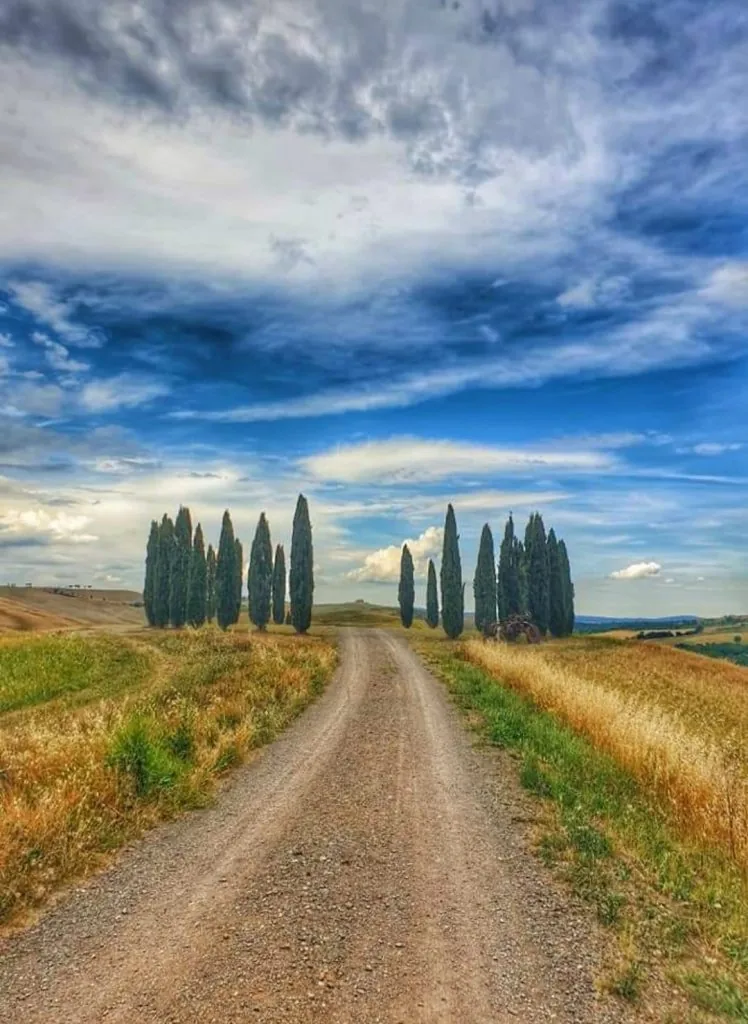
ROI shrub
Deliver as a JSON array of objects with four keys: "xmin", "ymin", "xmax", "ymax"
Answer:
[{"xmin": 107, "ymin": 716, "xmax": 182, "ymax": 797}]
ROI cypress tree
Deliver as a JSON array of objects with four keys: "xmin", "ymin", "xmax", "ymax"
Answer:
[
  {"xmin": 290, "ymin": 494, "xmax": 314, "ymax": 634},
  {"xmin": 249, "ymin": 513, "xmax": 273, "ymax": 630},
  {"xmin": 515, "ymin": 538, "xmax": 528, "ymax": 616},
  {"xmin": 233, "ymin": 538, "xmax": 243, "ymax": 624},
  {"xmin": 206, "ymin": 544, "xmax": 217, "ymax": 623},
  {"xmin": 440, "ymin": 504, "xmax": 464, "ymax": 639},
  {"xmin": 473, "ymin": 523, "xmax": 497, "ymax": 634},
  {"xmin": 398, "ymin": 544, "xmax": 415, "ymax": 628},
  {"xmin": 153, "ymin": 514, "xmax": 174, "ymax": 628},
  {"xmin": 498, "ymin": 514, "xmax": 521, "ymax": 622},
  {"xmin": 169, "ymin": 506, "xmax": 192, "ymax": 628},
  {"xmin": 525, "ymin": 513, "xmax": 550, "ymax": 634},
  {"xmin": 143, "ymin": 519, "xmax": 159, "ymax": 627},
  {"xmin": 187, "ymin": 522, "xmax": 207, "ymax": 628},
  {"xmin": 272, "ymin": 544, "xmax": 286, "ymax": 625},
  {"xmin": 558, "ymin": 539, "xmax": 575, "ymax": 636},
  {"xmin": 215, "ymin": 510, "xmax": 236, "ymax": 631},
  {"xmin": 547, "ymin": 528, "xmax": 565, "ymax": 638},
  {"xmin": 426, "ymin": 558, "xmax": 439, "ymax": 628}
]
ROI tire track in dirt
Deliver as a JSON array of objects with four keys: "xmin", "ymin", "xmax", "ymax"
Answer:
[{"xmin": 0, "ymin": 629, "xmax": 633, "ymax": 1023}]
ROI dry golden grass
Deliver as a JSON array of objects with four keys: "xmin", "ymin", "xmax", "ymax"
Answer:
[
  {"xmin": 464, "ymin": 638, "xmax": 748, "ymax": 872},
  {"xmin": 0, "ymin": 628, "xmax": 336, "ymax": 928}
]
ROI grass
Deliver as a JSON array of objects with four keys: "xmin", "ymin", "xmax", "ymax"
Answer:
[
  {"xmin": 0, "ymin": 634, "xmax": 152, "ymax": 712},
  {"xmin": 678, "ymin": 644, "xmax": 748, "ymax": 668},
  {"xmin": 417, "ymin": 636, "xmax": 748, "ymax": 1021},
  {"xmin": 0, "ymin": 627, "xmax": 336, "ymax": 928}
]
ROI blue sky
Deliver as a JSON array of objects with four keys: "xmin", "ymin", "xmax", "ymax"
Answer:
[{"xmin": 0, "ymin": 0, "xmax": 747, "ymax": 615}]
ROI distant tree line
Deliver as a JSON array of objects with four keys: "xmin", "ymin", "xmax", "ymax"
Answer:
[
  {"xmin": 143, "ymin": 494, "xmax": 314, "ymax": 633},
  {"xmin": 398, "ymin": 506, "xmax": 575, "ymax": 640}
]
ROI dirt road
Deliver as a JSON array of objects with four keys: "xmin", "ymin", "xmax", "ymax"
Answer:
[{"xmin": 0, "ymin": 629, "xmax": 630, "ymax": 1023}]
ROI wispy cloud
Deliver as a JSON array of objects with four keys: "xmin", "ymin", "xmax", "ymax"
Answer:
[
  {"xmin": 80, "ymin": 374, "xmax": 169, "ymax": 413},
  {"xmin": 302, "ymin": 438, "xmax": 614, "ymax": 485}
]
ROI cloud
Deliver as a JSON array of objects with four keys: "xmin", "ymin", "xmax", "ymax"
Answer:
[
  {"xmin": 80, "ymin": 374, "xmax": 169, "ymax": 413},
  {"xmin": 1, "ymin": 383, "xmax": 64, "ymax": 417},
  {"xmin": 610, "ymin": 561, "xmax": 662, "ymax": 581},
  {"xmin": 347, "ymin": 525, "xmax": 443, "ymax": 583},
  {"xmin": 302, "ymin": 438, "xmax": 613, "ymax": 485},
  {"xmin": 32, "ymin": 331, "xmax": 90, "ymax": 374},
  {"xmin": 8, "ymin": 281, "xmax": 102, "ymax": 347},
  {"xmin": 0, "ymin": 508, "xmax": 98, "ymax": 546},
  {"xmin": 0, "ymin": 333, "xmax": 13, "ymax": 347},
  {"xmin": 689, "ymin": 442, "xmax": 743, "ymax": 456},
  {"xmin": 703, "ymin": 263, "xmax": 748, "ymax": 307}
]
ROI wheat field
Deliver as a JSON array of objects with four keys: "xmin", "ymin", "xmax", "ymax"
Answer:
[{"xmin": 464, "ymin": 638, "xmax": 748, "ymax": 871}]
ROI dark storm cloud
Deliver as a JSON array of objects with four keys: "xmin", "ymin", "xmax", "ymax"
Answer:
[{"xmin": 0, "ymin": 0, "xmax": 583, "ymax": 179}]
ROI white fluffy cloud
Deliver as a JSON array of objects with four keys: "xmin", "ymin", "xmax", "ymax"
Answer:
[
  {"xmin": 703, "ymin": 263, "xmax": 748, "ymax": 307},
  {"xmin": 347, "ymin": 526, "xmax": 443, "ymax": 583},
  {"xmin": 0, "ymin": 508, "xmax": 98, "ymax": 545},
  {"xmin": 610, "ymin": 561, "xmax": 662, "ymax": 581},
  {"xmin": 302, "ymin": 438, "xmax": 612, "ymax": 485},
  {"xmin": 32, "ymin": 331, "xmax": 90, "ymax": 374}
]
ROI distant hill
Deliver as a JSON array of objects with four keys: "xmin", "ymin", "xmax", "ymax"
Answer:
[{"xmin": 0, "ymin": 586, "xmax": 144, "ymax": 632}]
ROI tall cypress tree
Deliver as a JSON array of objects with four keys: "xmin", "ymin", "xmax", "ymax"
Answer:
[
  {"xmin": 290, "ymin": 494, "xmax": 314, "ymax": 634},
  {"xmin": 215, "ymin": 510, "xmax": 236, "ymax": 631},
  {"xmin": 398, "ymin": 544, "xmax": 415, "ymax": 628},
  {"xmin": 143, "ymin": 519, "xmax": 159, "ymax": 627},
  {"xmin": 169, "ymin": 506, "xmax": 192, "ymax": 628},
  {"xmin": 272, "ymin": 544, "xmax": 286, "ymax": 626},
  {"xmin": 473, "ymin": 523, "xmax": 497, "ymax": 634},
  {"xmin": 525, "ymin": 513, "xmax": 550, "ymax": 634},
  {"xmin": 558, "ymin": 539, "xmax": 575, "ymax": 636},
  {"xmin": 233, "ymin": 538, "xmax": 243, "ymax": 624},
  {"xmin": 249, "ymin": 513, "xmax": 273, "ymax": 630},
  {"xmin": 498, "ymin": 514, "xmax": 521, "ymax": 622},
  {"xmin": 153, "ymin": 514, "xmax": 174, "ymax": 628},
  {"xmin": 515, "ymin": 538, "xmax": 528, "ymax": 616},
  {"xmin": 206, "ymin": 544, "xmax": 217, "ymax": 623},
  {"xmin": 426, "ymin": 558, "xmax": 439, "ymax": 628},
  {"xmin": 547, "ymin": 528, "xmax": 565, "ymax": 638},
  {"xmin": 440, "ymin": 504, "xmax": 464, "ymax": 639},
  {"xmin": 187, "ymin": 522, "xmax": 207, "ymax": 628}
]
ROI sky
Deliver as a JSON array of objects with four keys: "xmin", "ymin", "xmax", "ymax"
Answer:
[{"xmin": 0, "ymin": 0, "xmax": 747, "ymax": 617}]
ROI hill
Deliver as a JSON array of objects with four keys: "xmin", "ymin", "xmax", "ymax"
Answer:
[{"xmin": 0, "ymin": 586, "xmax": 145, "ymax": 632}]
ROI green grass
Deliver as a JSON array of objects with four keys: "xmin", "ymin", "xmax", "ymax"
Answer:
[
  {"xmin": 676, "ymin": 643, "xmax": 748, "ymax": 668},
  {"xmin": 421, "ymin": 644, "xmax": 748, "ymax": 1021},
  {"xmin": 0, "ymin": 634, "xmax": 152, "ymax": 713}
]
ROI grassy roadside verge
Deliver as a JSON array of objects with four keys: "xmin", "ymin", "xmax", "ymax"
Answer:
[
  {"xmin": 0, "ymin": 629, "xmax": 336, "ymax": 929},
  {"xmin": 418, "ymin": 639, "xmax": 748, "ymax": 1023}
]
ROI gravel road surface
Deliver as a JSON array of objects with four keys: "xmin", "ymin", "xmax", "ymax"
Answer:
[{"xmin": 0, "ymin": 629, "xmax": 632, "ymax": 1023}]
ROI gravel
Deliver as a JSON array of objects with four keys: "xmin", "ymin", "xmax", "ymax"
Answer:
[{"xmin": 0, "ymin": 629, "xmax": 636, "ymax": 1023}]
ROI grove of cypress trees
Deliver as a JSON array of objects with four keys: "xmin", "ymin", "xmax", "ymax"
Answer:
[
  {"xmin": 153, "ymin": 514, "xmax": 174, "ymax": 628},
  {"xmin": 473, "ymin": 523, "xmax": 497, "ymax": 634},
  {"xmin": 143, "ymin": 519, "xmax": 159, "ymax": 626},
  {"xmin": 272, "ymin": 544, "xmax": 286, "ymax": 625},
  {"xmin": 233, "ymin": 538, "xmax": 243, "ymax": 624},
  {"xmin": 559, "ymin": 539, "xmax": 575, "ymax": 636},
  {"xmin": 290, "ymin": 494, "xmax": 314, "ymax": 634},
  {"xmin": 187, "ymin": 522, "xmax": 207, "ymax": 628},
  {"xmin": 249, "ymin": 513, "xmax": 273, "ymax": 630},
  {"xmin": 498, "ymin": 514, "xmax": 521, "ymax": 622},
  {"xmin": 525, "ymin": 513, "xmax": 550, "ymax": 635},
  {"xmin": 169, "ymin": 506, "xmax": 192, "ymax": 628},
  {"xmin": 215, "ymin": 510, "xmax": 236, "ymax": 631},
  {"xmin": 440, "ymin": 504, "xmax": 464, "ymax": 639},
  {"xmin": 206, "ymin": 544, "xmax": 216, "ymax": 623},
  {"xmin": 426, "ymin": 558, "xmax": 439, "ymax": 628},
  {"xmin": 547, "ymin": 528, "xmax": 565, "ymax": 638},
  {"xmin": 398, "ymin": 543, "xmax": 415, "ymax": 628}
]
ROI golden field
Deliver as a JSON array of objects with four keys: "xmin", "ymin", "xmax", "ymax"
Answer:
[
  {"xmin": 0, "ymin": 628, "xmax": 336, "ymax": 928},
  {"xmin": 463, "ymin": 637, "xmax": 748, "ymax": 872}
]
